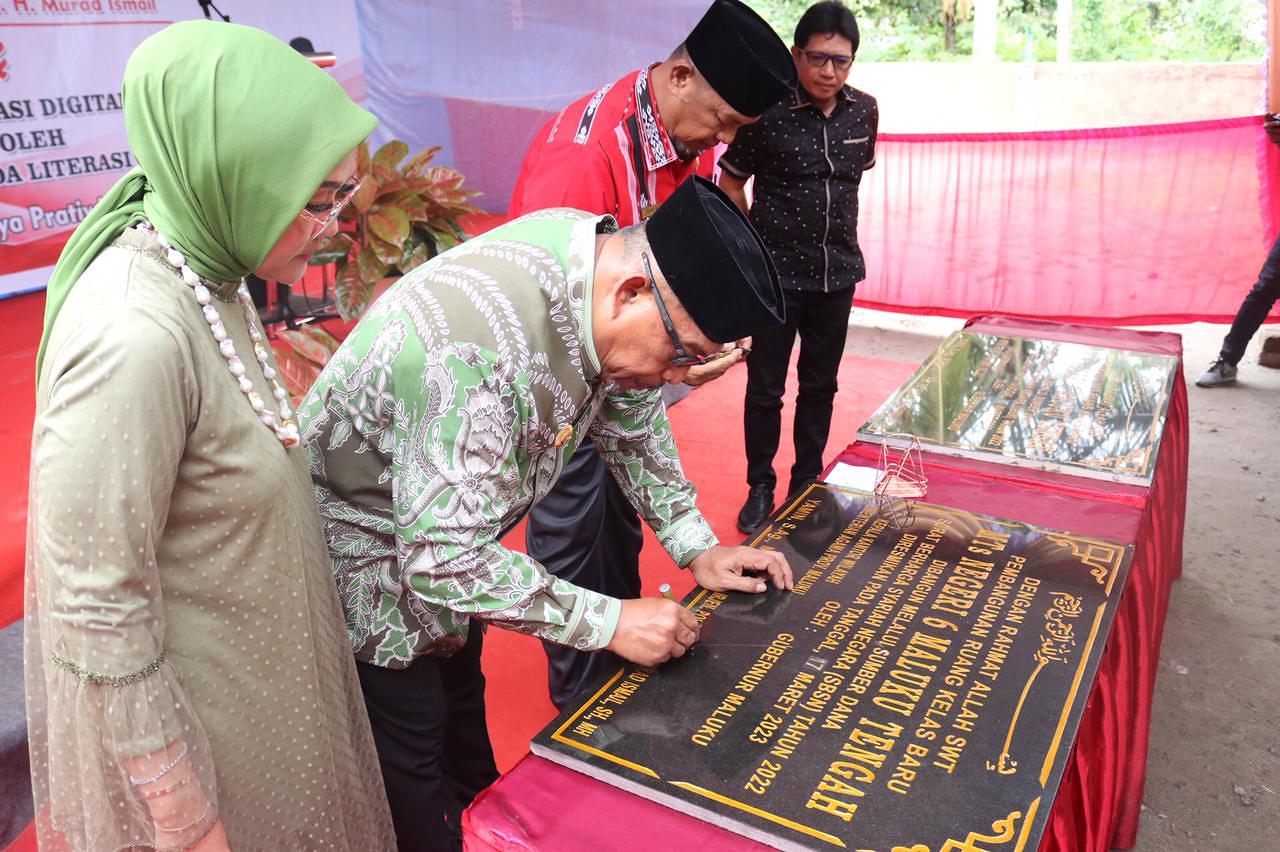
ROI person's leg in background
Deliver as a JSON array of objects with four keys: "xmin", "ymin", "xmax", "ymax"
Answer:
[
  {"xmin": 1198, "ymin": 232, "xmax": 1280, "ymax": 387},
  {"xmin": 788, "ymin": 286, "xmax": 855, "ymax": 498},
  {"xmin": 527, "ymin": 441, "xmax": 644, "ymax": 709},
  {"xmin": 740, "ymin": 290, "xmax": 802, "ymax": 533}
]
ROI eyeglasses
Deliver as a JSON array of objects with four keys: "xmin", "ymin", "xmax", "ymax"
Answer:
[
  {"xmin": 641, "ymin": 253, "xmax": 720, "ymax": 368},
  {"xmin": 802, "ymin": 50, "xmax": 853, "ymax": 71},
  {"xmin": 298, "ymin": 176, "xmax": 364, "ymax": 236}
]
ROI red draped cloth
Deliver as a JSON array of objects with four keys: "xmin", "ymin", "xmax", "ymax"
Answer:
[
  {"xmin": 966, "ymin": 317, "xmax": 1186, "ymax": 851},
  {"xmin": 463, "ymin": 317, "xmax": 1186, "ymax": 852},
  {"xmin": 858, "ymin": 117, "xmax": 1280, "ymax": 325}
]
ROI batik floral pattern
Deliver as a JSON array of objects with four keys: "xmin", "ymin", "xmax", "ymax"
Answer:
[{"xmin": 299, "ymin": 212, "xmax": 717, "ymax": 667}]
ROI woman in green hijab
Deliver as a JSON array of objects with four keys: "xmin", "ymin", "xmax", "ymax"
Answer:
[{"xmin": 26, "ymin": 20, "xmax": 395, "ymax": 851}]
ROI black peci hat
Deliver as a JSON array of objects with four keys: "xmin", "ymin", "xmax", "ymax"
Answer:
[
  {"xmin": 646, "ymin": 175, "xmax": 785, "ymax": 343},
  {"xmin": 685, "ymin": 0, "xmax": 797, "ymax": 118}
]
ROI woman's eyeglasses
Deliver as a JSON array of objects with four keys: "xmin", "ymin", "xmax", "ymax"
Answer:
[{"xmin": 299, "ymin": 177, "xmax": 364, "ymax": 236}]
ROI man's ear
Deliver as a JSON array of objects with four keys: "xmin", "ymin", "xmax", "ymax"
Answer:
[
  {"xmin": 608, "ymin": 273, "xmax": 650, "ymax": 320},
  {"xmin": 667, "ymin": 58, "xmax": 697, "ymax": 99}
]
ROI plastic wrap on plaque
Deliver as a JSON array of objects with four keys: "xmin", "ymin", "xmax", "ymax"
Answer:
[
  {"xmin": 531, "ymin": 483, "xmax": 1133, "ymax": 852},
  {"xmin": 856, "ymin": 331, "xmax": 1177, "ymax": 485}
]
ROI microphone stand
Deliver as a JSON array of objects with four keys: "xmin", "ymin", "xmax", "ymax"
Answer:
[{"xmin": 197, "ymin": 0, "xmax": 231, "ymax": 22}]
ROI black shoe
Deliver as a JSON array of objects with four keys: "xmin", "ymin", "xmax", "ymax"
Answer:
[{"xmin": 737, "ymin": 484, "xmax": 774, "ymax": 534}]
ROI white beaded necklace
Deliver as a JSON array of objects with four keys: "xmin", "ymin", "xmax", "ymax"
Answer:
[{"xmin": 137, "ymin": 221, "xmax": 300, "ymax": 448}]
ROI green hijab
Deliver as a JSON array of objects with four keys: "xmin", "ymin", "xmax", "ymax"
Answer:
[{"xmin": 36, "ymin": 19, "xmax": 378, "ymax": 373}]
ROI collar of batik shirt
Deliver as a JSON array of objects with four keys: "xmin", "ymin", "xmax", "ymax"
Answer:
[{"xmin": 566, "ymin": 214, "xmax": 620, "ymax": 383}]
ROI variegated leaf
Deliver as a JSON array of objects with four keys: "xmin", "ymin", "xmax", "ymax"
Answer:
[
  {"xmin": 334, "ymin": 262, "xmax": 374, "ymax": 321},
  {"xmin": 368, "ymin": 205, "xmax": 411, "ymax": 247},
  {"xmin": 372, "ymin": 139, "xmax": 409, "ymax": 171}
]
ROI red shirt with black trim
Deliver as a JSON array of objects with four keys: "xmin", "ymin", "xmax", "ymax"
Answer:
[{"xmin": 509, "ymin": 65, "xmax": 712, "ymax": 225}]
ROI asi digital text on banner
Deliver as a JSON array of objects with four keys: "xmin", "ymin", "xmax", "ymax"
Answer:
[{"xmin": 0, "ymin": 0, "xmax": 363, "ymax": 298}]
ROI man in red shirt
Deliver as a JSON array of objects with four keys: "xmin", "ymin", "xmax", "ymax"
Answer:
[{"xmin": 509, "ymin": 0, "xmax": 796, "ymax": 709}]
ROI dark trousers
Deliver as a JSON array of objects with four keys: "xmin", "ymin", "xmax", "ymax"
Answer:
[
  {"xmin": 1220, "ymin": 231, "xmax": 1280, "ymax": 365},
  {"xmin": 527, "ymin": 437, "xmax": 643, "ymax": 708},
  {"xmin": 356, "ymin": 628, "xmax": 499, "ymax": 852},
  {"xmin": 745, "ymin": 286, "xmax": 855, "ymax": 496}
]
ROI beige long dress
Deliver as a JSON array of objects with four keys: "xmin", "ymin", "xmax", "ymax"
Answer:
[{"xmin": 25, "ymin": 227, "xmax": 395, "ymax": 851}]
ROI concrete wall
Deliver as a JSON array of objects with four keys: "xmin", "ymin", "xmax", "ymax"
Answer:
[{"xmin": 849, "ymin": 62, "xmax": 1264, "ymax": 133}]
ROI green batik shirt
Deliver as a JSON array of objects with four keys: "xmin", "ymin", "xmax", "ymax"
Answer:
[{"xmin": 298, "ymin": 210, "xmax": 719, "ymax": 668}]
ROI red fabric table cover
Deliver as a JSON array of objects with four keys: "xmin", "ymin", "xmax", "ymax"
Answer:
[
  {"xmin": 463, "ymin": 317, "xmax": 1186, "ymax": 852},
  {"xmin": 958, "ymin": 316, "xmax": 1187, "ymax": 851}
]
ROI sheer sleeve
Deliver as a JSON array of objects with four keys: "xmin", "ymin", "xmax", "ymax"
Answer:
[{"xmin": 25, "ymin": 292, "xmax": 220, "ymax": 851}]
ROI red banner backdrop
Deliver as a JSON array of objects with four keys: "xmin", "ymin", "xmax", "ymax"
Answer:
[{"xmin": 857, "ymin": 116, "xmax": 1280, "ymax": 325}]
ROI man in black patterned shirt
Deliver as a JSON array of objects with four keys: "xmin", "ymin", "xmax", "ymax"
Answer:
[{"xmin": 718, "ymin": 1, "xmax": 878, "ymax": 532}]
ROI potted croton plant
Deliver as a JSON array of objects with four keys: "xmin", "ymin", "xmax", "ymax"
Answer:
[
  {"xmin": 274, "ymin": 140, "xmax": 479, "ymax": 402},
  {"xmin": 309, "ymin": 138, "xmax": 480, "ymax": 320}
]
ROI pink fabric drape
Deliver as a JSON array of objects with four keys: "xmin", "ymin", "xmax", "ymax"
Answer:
[{"xmin": 857, "ymin": 116, "xmax": 1280, "ymax": 324}]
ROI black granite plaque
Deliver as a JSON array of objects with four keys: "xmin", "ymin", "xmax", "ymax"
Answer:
[
  {"xmin": 856, "ymin": 331, "xmax": 1177, "ymax": 485},
  {"xmin": 531, "ymin": 484, "xmax": 1132, "ymax": 851}
]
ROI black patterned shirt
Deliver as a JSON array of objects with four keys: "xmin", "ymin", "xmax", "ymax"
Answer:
[{"xmin": 719, "ymin": 85, "xmax": 878, "ymax": 293}]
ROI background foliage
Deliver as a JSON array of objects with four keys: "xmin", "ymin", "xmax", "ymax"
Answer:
[
  {"xmin": 745, "ymin": 0, "xmax": 1265, "ymax": 62},
  {"xmin": 310, "ymin": 140, "xmax": 478, "ymax": 320}
]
